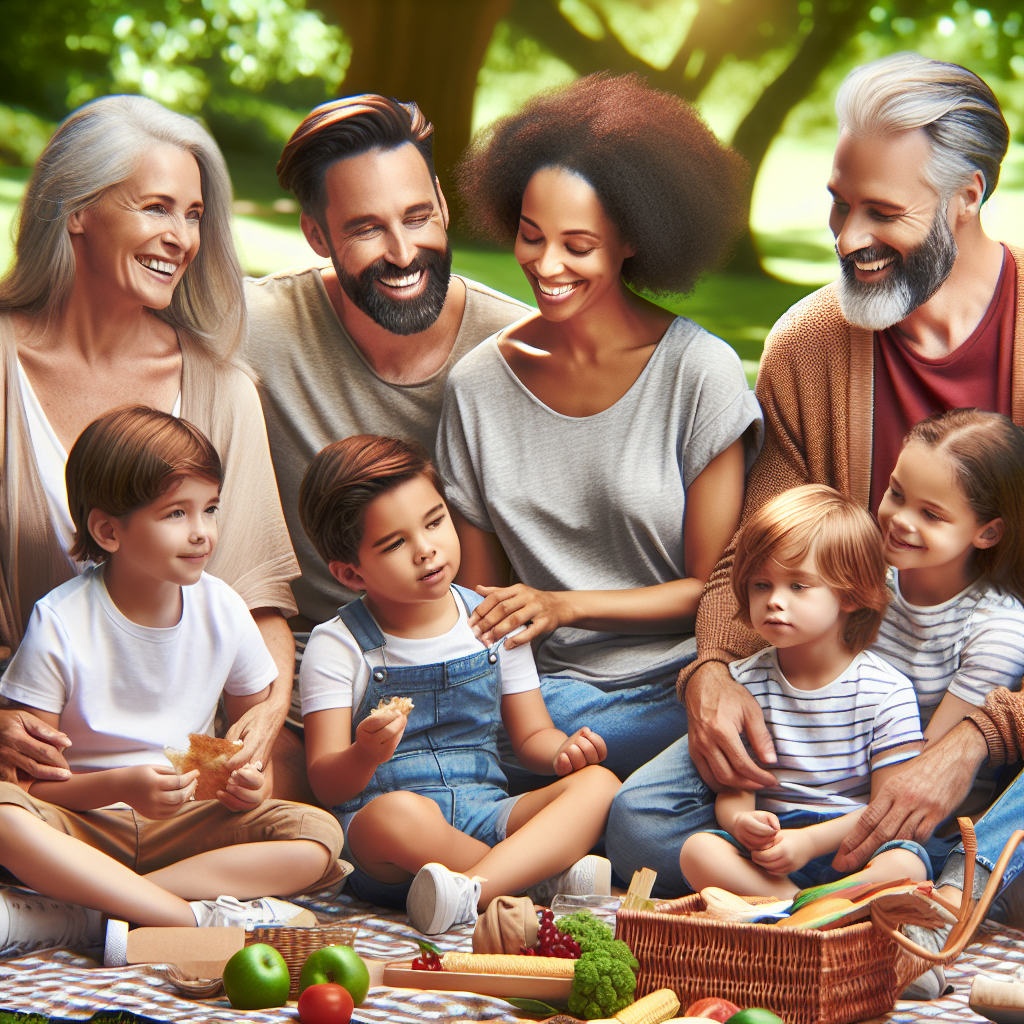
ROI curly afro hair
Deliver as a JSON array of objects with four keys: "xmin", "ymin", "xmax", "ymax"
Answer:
[{"xmin": 457, "ymin": 73, "xmax": 749, "ymax": 295}]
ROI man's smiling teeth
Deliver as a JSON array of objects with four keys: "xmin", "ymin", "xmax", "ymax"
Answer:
[
  {"xmin": 137, "ymin": 256, "xmax": 177, "ymax": 275},
  {"xmin": 537, "ymin": 281, "xmax": 578, "ymax": 296},
  {"xmin": 380, "ymin": 270, "xmax": 423, "ymax": 288},
  {"xmin": 854, "ymin": 257, "xmax": 895, "ymax": 272}
]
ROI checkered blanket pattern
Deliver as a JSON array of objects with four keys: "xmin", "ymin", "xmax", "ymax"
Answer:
[{"xmin": 1, "ymin": 889, "xmax": 1023, "ymax": 1024}]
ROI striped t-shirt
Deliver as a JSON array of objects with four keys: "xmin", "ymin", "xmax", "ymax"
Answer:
[
  {"xmin": 871, "ymin": 570, "xmax": 1024, "ymax": 728},
  {"xmin": 730, "ymin": 648, "xmax": 923, "ymax": 813}
]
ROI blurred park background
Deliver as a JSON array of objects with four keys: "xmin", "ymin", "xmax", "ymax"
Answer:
[{"xmin": 1, "ymin": 0, "xmax": 1023, "ymax": 375}]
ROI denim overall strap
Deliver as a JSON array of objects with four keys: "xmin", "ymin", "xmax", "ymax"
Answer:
[
  {"xmin": 333, "ymin": 588, "xmax": 509, "ymax": 825},
  {"xmin": 337, "ymin": 597, "xmax": 386, "ymax": 655}
]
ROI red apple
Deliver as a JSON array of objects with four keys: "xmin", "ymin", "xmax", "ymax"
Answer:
[{"xmin": 685, "ymin": 997, "xmax": 744, "ymax": 1022}]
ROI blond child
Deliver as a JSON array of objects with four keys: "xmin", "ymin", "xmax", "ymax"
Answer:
[
  {"xmin": 679, "ymin": 485, "xmax": 928, "ymax": 898},
  {"xmin": 298, "ymin": 435, "xmax": 621, "ymax": 934},
  {"xmin": 0, "ymin": 407, "xmax": 343, "ymax": 958}
]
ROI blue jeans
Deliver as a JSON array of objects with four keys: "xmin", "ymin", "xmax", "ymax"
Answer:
[
  {"xmin": 694, "ymin": 808, "xmax": 932, "ymax": 890},
  {"xmin": 500, "ymin": 662, "xmax": 692, "ymax": 790},
  {"xmin": 938, "ymin": 764, "xmax": 1024, "ymax": 915},
  {"xmin": 606, "ymin": 734, "xmax": 962, "ymax": 899}
]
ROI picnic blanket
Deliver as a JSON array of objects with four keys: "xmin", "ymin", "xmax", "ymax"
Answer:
[{"xmin": 2, "ymin": 887, "xmax": 1023, "ymax": 1024}]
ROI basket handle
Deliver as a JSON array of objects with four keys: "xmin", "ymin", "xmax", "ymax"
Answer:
[{"xmin": 869, "ymin": 817, "xmax": 1024, "ymax": 966}]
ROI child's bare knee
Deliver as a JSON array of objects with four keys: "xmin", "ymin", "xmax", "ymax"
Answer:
[
  {"xmin": 679, "ymin": 832, "xmax": 722, "ymax": 874},
  {"xmin": 362, "ymin": 790, "xmax": 443, "ymax": 826}
]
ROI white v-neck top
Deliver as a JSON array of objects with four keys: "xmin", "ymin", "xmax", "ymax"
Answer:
[{"xmin": 17, "ymin": 360, "xmax": 181, "ymax": 561}]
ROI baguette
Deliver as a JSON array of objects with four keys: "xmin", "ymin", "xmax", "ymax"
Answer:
[{"xmin": 440, "ymin": 951, "xmax": 576, "ymax": 978}]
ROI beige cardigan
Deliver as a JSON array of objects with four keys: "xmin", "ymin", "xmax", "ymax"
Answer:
[
  {"xmin": 0, "ymin": 323, "xmax": 300, "ymax": 654},
  {"xmin": 679, "ymin": 244, "xmax": 1024, "ymax": 696}
]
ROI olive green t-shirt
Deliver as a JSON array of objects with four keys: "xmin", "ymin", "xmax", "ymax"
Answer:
[{"xmin": 244, "ymin": 265, "xmax": 530, "ymax": 626}]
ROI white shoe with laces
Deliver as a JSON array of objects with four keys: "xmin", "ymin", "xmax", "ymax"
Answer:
[
  {"xmin": 102, "ymin": 896, "xmax": 317, "ymax": 968},
  {"xmin": 527, "ymin": 854, "xmax": 612, "ymax": 906},
  {"xmin": 0, "ymin": 886, "xmax": 103, "ymax": 958},
  {"xmin": 189, "ymin": 895, "xmax": 318, "ymax": 930},
  {"xmin": 406, "ymin": 863, "xmax": 482, "ymax": 935}
]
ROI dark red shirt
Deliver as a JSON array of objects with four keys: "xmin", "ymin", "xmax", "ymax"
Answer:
[{"xmin": 870, "ymin": 245, "xmax": 1017, "ymax": 513}]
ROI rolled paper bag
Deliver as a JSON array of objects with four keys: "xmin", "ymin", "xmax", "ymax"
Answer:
[
  {"xmin": 472, "ymin": 895, "xmax": 539, "ymax": 954},
  {"xmin": 970, "ymin": 973, "xmax": 1024, "ymax": 1013}
]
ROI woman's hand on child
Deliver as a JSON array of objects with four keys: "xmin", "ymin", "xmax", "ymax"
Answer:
[
  {"xmin": 750, "ymin": 829, "xmax": 814, "ymax": 877},
  {"xmin": 732, "ymin": 810, "xmax": 780, "ymax": 852},
  {"xmin": 553, "ymin": 727, "xmax": 607, "ymax": 776},
  {"xmin": 355, "ymin": 708, "xmax": 408, "ymax": 767},
  {"xmin": 469, "ymin": 585, "xmax": 571, "ymax": 647},
  {"xmin": 122, "ymin": 765, "xmax": 198, "ymax": 819},
  {"xmin": 218, "ymin": 762, "xmax": 268, "ymax": 813}
]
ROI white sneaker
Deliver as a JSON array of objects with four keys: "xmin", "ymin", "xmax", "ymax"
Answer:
[
  {"xmin": 0, "ymin": 886, "xmax": 103, "ymax": 958},
  {"xmin": 188, "ymin": 895, "xmax": 318, "ymax": 931},
  {"xmin": 406, "ymin": 863, "xmax": 481, "ymax": 935},
  {"xmin": 527, "ymin": 854, "xmax": 612, "ymax": 906}
]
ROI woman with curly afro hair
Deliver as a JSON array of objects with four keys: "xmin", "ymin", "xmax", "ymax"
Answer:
[{"xmin": 436, "ymin": 74, "xmax": 763, "ymax": 785}]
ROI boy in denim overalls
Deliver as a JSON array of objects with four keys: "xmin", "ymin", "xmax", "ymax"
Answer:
[{"xmin": 298, "ymin": 435, "xmax": 621, "ymax": 934}]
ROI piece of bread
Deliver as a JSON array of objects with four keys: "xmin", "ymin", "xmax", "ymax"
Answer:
[
  {"xmin": 369, "ymin": 696, "xmax": 415, "ymax": 718},
  {"xmin": 164, "ymin": 734, "xmax": 243, "ymax": 801}
]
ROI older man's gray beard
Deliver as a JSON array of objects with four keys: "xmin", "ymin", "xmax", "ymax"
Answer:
[{"xmin": 836, "ymin": 211, "xmax": 958, "ymax": 331}]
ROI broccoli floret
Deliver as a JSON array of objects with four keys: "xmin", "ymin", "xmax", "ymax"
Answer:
[
  {"xmin": 605, "ymin": 939, "xmax": 639, "ymax": 972},
  {"xmin": 567, "ymin": 949, "xmax": 637, "ymax": 1020},
  {"xmin": 555, "ymin": 910, "xmax": 615, "ymax": 954}
]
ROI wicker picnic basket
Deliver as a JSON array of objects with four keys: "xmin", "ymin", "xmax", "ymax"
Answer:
[
  {"xmin": 245, "ymin": 921, "xmax": 357, "ymax": 999},
  {"xmin": 615, "ymin": 819, "xmax": 1024, "ymax": 1024}
]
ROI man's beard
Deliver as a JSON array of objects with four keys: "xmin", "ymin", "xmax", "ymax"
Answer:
[
  {"xmin": 335, "ymin": 244, "xmax": 453, "ymax": 336},
  {"xmin": 836, "ymin": 210, "xmax": 958, "ymax": 331}
]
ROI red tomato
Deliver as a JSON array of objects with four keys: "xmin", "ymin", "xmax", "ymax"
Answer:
[{"xmin": 297, "ymin": 982, "xmax": 354, "ymax": 1024}]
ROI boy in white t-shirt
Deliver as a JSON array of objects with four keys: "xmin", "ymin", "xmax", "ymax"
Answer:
[
  {"xmin": 679, "ymin": 485, "xmax": 929, "ymax": 898},
  {"xmin": 0, "ymin": 407, "xmax": 343, "ymax": 958},
  {"xmin": 298, "ymin": 435, "xmax": 621, "ymax": 934}
]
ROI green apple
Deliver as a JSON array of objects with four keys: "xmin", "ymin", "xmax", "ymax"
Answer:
[
  {"xmin": 298, "ymin": 945, "xmax": 370, "ymax": 1006},
  {"xmin": 222, "ymin": 942, "xmax": 291, "ymax": 1010}
]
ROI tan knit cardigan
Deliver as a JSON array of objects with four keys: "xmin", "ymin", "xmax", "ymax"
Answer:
[
  {"xmin": 0, "ymin": 320, "xmax": 300, "ymax": 655},
  {"xmin": 679, "ymin": 243, "xmax": 1024, "ymax": 697}
]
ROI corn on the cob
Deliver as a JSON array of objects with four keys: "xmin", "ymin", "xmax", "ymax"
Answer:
[
  {"xmin": 612, "ymin": 988, "xmax": 681, "ymax": 1024},
  {"xmin": 439, "ymin": 951, "xmax": 576, "ymax": 977}
]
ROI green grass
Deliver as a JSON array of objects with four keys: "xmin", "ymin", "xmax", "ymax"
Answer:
[{"xmin": 0, "ymin": 1015, "xmax": 152, "ymax": 1024}]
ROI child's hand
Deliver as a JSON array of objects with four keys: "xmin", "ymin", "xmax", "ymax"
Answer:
[
  {"xmin": 553, "ymin": 727, "xmax": 606, "ymax": 776},
  {"xmin": 354, "ymin": 708, "xmax": 408, "ymax": 767},
  {"xmin": 732, "ymin": 809, "xmax": 780, "ymax": 852},
  {"xmin": 122, "ymin": 765, "xmax": 198, "ymax": 819},
  {"xmin": 218, "ymin": 761, "xmax": 269, "ymax": 813},
  {"xmin": 750, "ymin": 829, "xmax": 815, "ymax": 877}
]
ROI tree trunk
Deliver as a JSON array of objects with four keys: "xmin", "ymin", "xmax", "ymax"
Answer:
[
  {"xmin": 316, "ymin": 0, "xmax": 512, "ymax": 194},
  {"xmin": 726, "ymin": 0, "xmax": 872, "ymax": 274}
]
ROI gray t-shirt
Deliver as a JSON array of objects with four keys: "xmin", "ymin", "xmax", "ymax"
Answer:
[
  {"xmin": 244, "ymin": 265, "xmax": 531, "ymax": 626},
  {"xmin": 437, "ymin": 317, "xmax": 763, "ymax": 687}
]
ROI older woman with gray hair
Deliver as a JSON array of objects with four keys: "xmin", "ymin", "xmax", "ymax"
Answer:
[{"xmin": 0, "ymin": 95, "xmax": 298, "ymax": 781}]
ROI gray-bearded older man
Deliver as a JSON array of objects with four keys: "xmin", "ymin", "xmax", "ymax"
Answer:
[{"xmin": 606, "ymin": 53, "xmax": 1024, "ymax": 997}]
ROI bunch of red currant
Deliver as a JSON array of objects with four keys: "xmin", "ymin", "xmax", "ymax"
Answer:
[
  {"xmin": 411, "ymin": 941, "xmax": 444, "ymax": 971},
  {"xmin": 519, "ymin": 908, "xmax": 582, "ymax": 959}
]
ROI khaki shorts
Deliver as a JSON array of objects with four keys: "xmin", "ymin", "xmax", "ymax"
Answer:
[{"xmin": 0, "ymin": 782, "xmax": 345, "ymax": 894}]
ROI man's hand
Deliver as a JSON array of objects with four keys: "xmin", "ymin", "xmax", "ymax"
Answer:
[
  {"xmin": 732, "ymin": 809, "xmax": 781, "ymax": 852},
  {"xmin": 224, "ymin": 698, "xmax": 287, "ymax": 772},
  {"xmin": 832, "ymin": 720, "xmax": 987, "ymax": 873},
  {"xmin": 354, "ymin": 709, "xmax": 408, "ymax": 767},
  {"xmin": 468, "ymin": 585, "xmax": 570, "ymax": 648},
  {"xmin": 554, "ymin": 727, "xmax": 607, "ymax": 776},
  {"xmin": 751, "ymin": 829, "xmax": 814, "ymax": 877},
  {"xmin": 122, "ymin": 765, "xmax": 199, "ymax": 819},
  {"xmin": 685, "ymin": 661, "xmax": 777, "ymax": 790},
  {"xmin": 0, "ymin": 709, "xmax": 72, "ymax": 782},
  {"xmin": 218, "ymin": 762, "xmax": 269, "ymax": 813}
]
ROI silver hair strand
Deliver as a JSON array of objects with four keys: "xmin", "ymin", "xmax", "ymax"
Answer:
[{"xmin": 835, "ymin": 52, "xmax": 1008, "ymax": 204}]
